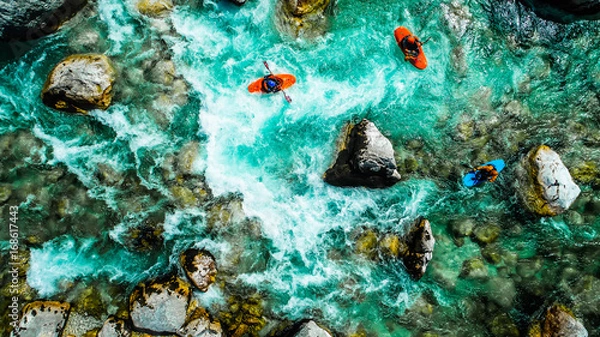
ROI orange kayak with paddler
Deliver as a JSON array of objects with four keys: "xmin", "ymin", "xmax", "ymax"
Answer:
[
  {"xmin": 394, "ymin": 26, "xmax": 427, "ymax": 70},
  {"xmin": 247, "ymin": 74, "xmax": 296, "ymax": 93}
]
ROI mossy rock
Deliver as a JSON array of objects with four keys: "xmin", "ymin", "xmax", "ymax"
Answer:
[
  {"xmin": 355, "ymin": 229, "xmax": 379, "ymax": 259},
  {"xmin": 137, "ymin": 0, "xmax": 173, "ymax": 17},
  {"xmin": 472, "ymin": 224, "xmax": 501, "ymax": 245},
  {"xmin": 218, "ymin": 294, "xmax": 266, "ymax": 337},
  {"xmin": 489, "ymin": 313, "xmax": 519, "ymax": 337}
]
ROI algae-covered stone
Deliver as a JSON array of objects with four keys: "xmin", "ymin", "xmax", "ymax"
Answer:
[
  {"xmin": 11, "ymin": 301, "xmax": 70, "ymax": 337},
  {"xmin": 355, "ymin": 229, "xmax": 379, "ymax": 259},
  {"xmin": 402, "ymin": 217, "xmax": 435, "ymax": 280},
  {"xmin": 528, "ymin": 304, "xmax": 588, "ymax": 337},
  {"xmin": 276, "ymin": 0, "xmax": 332, "ymax": 38},
  {"xmin": 179, "ymin": 307, "xmax": 222, "ymax": 337},
  {"xmin": 379, "ymin": 233, "xmax": 407, "ymax": 258},
  {"xmin": 520, "ymin": 145, "xmax": 581, "ymax": 216},
  {"xmin": 460, "ymin": 258, "xmax": 488, "ymax": 280},
  {"xmin": 324, "ymin": 119, "xmax": 401, "ymax": 188},
  {"xmin": 137, "ymin": 0, "xmax": 173, "ymax": 17},
  {"xmin": 0, "ymin": 0, "xmax": 87, "ymax": 41},
  {"xmin": 490, "ymin": 313, "xmax": 519, "ymax": 337},
  {"xmin": 129, "ymin": 275, "xmax": 191, "ymax": 334},
  {"xmin": 97, "ymin": 316, "xmax": 131, "ymax": 337},
  {"xmin": 472, "ymin": 224, "xmax": 501, "ymax": 245},
  {"xmin": 219, "ymin": 294, "xmax": 266, "ymax": 337},
  {"xmin": 180, "ymin": 248, "xmax": 217, "ymax": 292},
  {"xmin": 42, "ymin": 54, "xmax": 116, "ymax": 114},
  {"xmin": 0, "ymin": 184, "xmax": 12, "ymax": 204}
]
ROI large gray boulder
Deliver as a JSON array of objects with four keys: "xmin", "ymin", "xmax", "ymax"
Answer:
[
  {"xmin": 519, "ymin": 145, "xmax": 580, "ymax": 217},
  {"xmin": 402, "ymin": 217, "xmax": 435, "ymax": 280},
  {"xmin": 529, "ymin": 304, "xmax": 588, "ymax": 336},
  {"xmin": 180, "ymin": 248, "xmax": 217, "ymax": 292},
  {"xmin": 278, "ymin": 320, "xmax": 332, "ymax": 337},
  {"xmin": 97, "ymin": 316, "xmax": 131, "ymax": 337},
  {"xmin": 324, "ymin": 119, "xmax": 401, "ymax": 188},
  {"xmin": 520, "ymin": 0, "xmax": 600, "ymax": 23},
  {"xmin": 11, "ymin": 301, "xmax": 70, "ymax": 337},
  {"xmin": 41, "ymin": 54, "xmax": 116, "ymax": 114},
  {"xmin": 0, "ymin": 0, "xmax": 87, "ymax": 41},
  {"xmin": 129, "ymin": 275, "xmax": 191, "ymax": 334},
  {"xmin": 179, "ymin": 308, "xmax": 223, "ymax": 337}
]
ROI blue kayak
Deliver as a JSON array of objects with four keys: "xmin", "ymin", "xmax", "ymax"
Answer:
[{"xmin": 463, "ymin": 159, "xmax": 505, "ymax": 188}]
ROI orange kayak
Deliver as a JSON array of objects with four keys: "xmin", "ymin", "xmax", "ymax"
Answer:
[
  {"xmin": 394, "ymin": 27, "xmax": 427, "ymax": 70},
  {"xmin": 248, "ymin": 74, "xmax": 296, "ymax": 93}
]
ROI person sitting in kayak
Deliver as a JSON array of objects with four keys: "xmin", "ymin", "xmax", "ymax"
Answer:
[
  {"xmin": 401, "ymin": 35, "xmax": 422, "ymax": 60},
  {"xmin": 472, "ymin": 164, "xmax": 499, "ymax": 183},
  {"xmin": 261, "ymin": 75, "xmax": 283, "ymax": 93}
]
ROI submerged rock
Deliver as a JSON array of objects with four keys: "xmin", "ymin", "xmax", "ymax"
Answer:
[
  {"xmin": 276, "ymin": 0, "xmax": 332, "ymax": 38},
  {"xmin": 41, "ymin": 54, "xmax": 116, "ymax": 114},
  {"xmin": 129, "ymin": 275, "xmax": 191, "ymax": 334},
  {"xmin": 0, "ymin": 0, "xmax": 87, "ymax": 41},
  {"xmin": 180, "ymin": 248, "xmax": 217, "ymax": 292},
  {"xmin": 402, "ymin": 217, "xmax": 435, "ymax": 280},
  {"xmin": 529, "ymin": 304, "xmax": 588, "ymax": 337},
  {"xmin": 520, "ymin": 0, "xmax": 600, "ymax": 23},
  {"xmin": 11, "ymin": 301, "xmax": 70, "ymax": 337},
  {"xmin": 277, "ymin": 320, "xmax": 332, "ymax": 337},
  {"xmin": 324, "ymin": 119, "xmax": 401, "ymax": 188},
  {"xmin": 519, "ymin": 145, "xmax": 581, "ymax": 216},
  {"xmin": 97, "ymin": 316, "xmax": 131, "ymax": 337}
]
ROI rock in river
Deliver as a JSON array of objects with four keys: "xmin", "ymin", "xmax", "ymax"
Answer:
[
  {"xmin": 324, "ymin": 119, "xmax": 401, "ymax": 188},
  {"xmin": 97, "ymin": 316, "xmax": 131, "ymax": 337},
  {"xmin": 0, "ymin": 0, "xmax": 87, "ymax": 41},
  {"xmin": 180, "ymin": 248, "xmax": 217, "ymax": 292},
  {"xmin": 129, "ymin": 275, "xmax": 191, "ymax": 334},
  {"xmin": 276, "ymin": 0, "xmax": 332, "ymax": 38},
  {"xmin": 277, "ymin": 320, "xmax": 333, "ymax": 337},
  {"xmin": 41, "ymin": 54, "xmax": 116, "ymax": 114},
  {"xmin": 402, "ymin": 217, "xmax": 435, "ymax": 280},
  {"xmin": 529, "ymin": 304, "xmax": 588, "ymax": 337},
  {"xmin": 11, "ymin": 301, "xmax": 70, "ymax": 337},
  {"xmin": 519, "ymin": 145, "xmax": 581, "ymax": 216},
  {"xmin": 520, "ymin": 0, "xmax": 600, "ymax": 23}
]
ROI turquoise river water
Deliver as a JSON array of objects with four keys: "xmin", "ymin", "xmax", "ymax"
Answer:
[{"xmin": 1, "ymin": 0, "xmax": 600, "ymax": 336}]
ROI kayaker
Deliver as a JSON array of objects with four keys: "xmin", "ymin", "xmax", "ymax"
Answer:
[
  {"xmin": 261, "ymin": 75, "xmax": 283, "ymax": 93},
  {"xmin": 402, "ymin": 35, "xmax": 422, "ymax": 60},
  {"xmin": 473, "ymin": 164, "xmax": 499, "ymax": 183}
]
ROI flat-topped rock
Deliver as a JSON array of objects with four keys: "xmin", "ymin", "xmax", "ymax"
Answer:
[
  {"xmin": 97, "ymin": 316, "xmax": 131, "ymax": 337},
  {"xmin": 129, "ymin": 275, "xmax": 191, "ymax": 334},
  {"xmin": 11, "ymin": 301, "xmax": 70, "ymax": 337},
  {"xmin": 324, "ymin": 119, "xmax": 401, "ymax": 188},
  {"xmin": 41, "ymin": 54, "xmax": 116, "ymax": 114}
]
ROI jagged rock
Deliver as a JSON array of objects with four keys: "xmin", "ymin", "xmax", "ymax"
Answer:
[
  {"xmin": 519, "ymin": 145, "xmax": 581, "ymax": 216},
  {"xmin": 137, "ymin": 0, "xmax": 173, "ymax": 17},
  {"xmin": 180, "ymin": 248, "xmax": 217, "ymax": 292},
  {"xmin": 11, "ymin": 301, "xmax": 70, "ymax": 337},
  {"xmin": 97, "ymin": 316, "xmax": 131, "ymax": 337},
  {"xmin": 129, "ymin": 275, "xmax": 191, "ymax": 334},
  {"xmin": 277, "ymin": 320, "xmax": 332, "ymax": 337},
  {"xmin": 0, "ymin": 0, "xmax": 87, "ymax": 41},
  {"xmin": 41, "ymin": 54, "xmax": 116, "ymax": 114},
  {"xmin": 402, "ymin": 217, "xmax": 435, "ymax": 280},
  {"xmin": 179, "ymin": 308, "xmax": 222, "ymax": 337},
  {"xmin": 529, "ymin": 304, "xmax": 588, "ymax": 337},
  {"xmin": 276, "ymin": 0, "xmax": 332, "ymax": 38},
  {"xmin": 520, "ymin": 0, "xmax": 600, "ymax": 22},
  {"xmin": 324, "ymin": 119, "xmax": 401, "ymax": 188}
]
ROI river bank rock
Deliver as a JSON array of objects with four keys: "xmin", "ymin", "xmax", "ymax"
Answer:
[
  {"xmin": 180, "ymin": 248, "xmax": 217, "ymax": 292},
  {"xmin": 276, "ymin": 320, "xmax": 332, "ymax": 337},
  {"xmin": 11, "ymin": 301, "xmax": 70, "ymax": 337},
  {"xmin": 0, "ymin": 0, "xmax": 87, "ymax": 41},
  {"xmin": 97, "ymin": 316, "xmax": 131, "ymax": 337},
  {"xmin": 519, "ymin": 145, "xmax": 581, "ymax": 216},
  {"xmin": 179, "ymin": 307, "xmax": 223, "ymax": 337},
  {"xmin": 520, "ymin": 0, "xmax": 600, "ymax": 23},
  {"xmin": 129, "ymin": 275, "xmax": 191, "ymax": 334},
  {"xmin": 324, "ymin": 119, "xmax": 401, "ymax": 188},
  {"xmin": 529, "ymin": 304, "xmax": 588, "ymax": 337},
  {"xmin": 276, "ymin": 0, "xmax": 332, "ymax": 38},
  {"xmin": 402, "ymin": 217, "xmax": 435, "ymax": 280},
  {"xmin": 41, "ymin": 54, "xmax": 116, "ymax": 114}
]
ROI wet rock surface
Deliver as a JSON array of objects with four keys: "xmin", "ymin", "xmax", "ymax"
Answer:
[
  {"xmin": 529, "ymin": 304, "xmax": 588, "ymax": 337},
  {"xmin": 276, "ymin": 320, "xmax": 332, "ymax": 337},
  {"xmin": 41, "ymin": 54, "xmax": 116, "ymax": 114},
  {"xmin": 12, "ymin": 301, "xmax": 70, "ymax": 337},
  {"xmin": 97, "ymin": 316, "xmax": 131, "ymax": 337},
  {"xmin": 324, "ymin": 119, "xmax": 401, "ymax": 188},
  {"xmin": 180, "ymin": 248, "xmax": 217, "ymax": 292},
  {"xmin": 0, "ymin": 0, "xmax": 87, "ymax": 41},
  {"xmin": 521, "ymin": 0, "xmax": 600, "ymax": 22},
  {"xmin": 129, "ymin": 275, "xmax": 191, "ymax": 334},
  {"xmin": 519, "ymin": 145, "xmax": 581, "ymax": 216},
  {"xmin": 137, "ymin": 0, "xmax": 174, "ymax": 17},
  {"xmin": 402, "ymin": 218, "xmax": 435, "ymax": 280},
  {"xmin": 276, "ymin": 0, "xmax": 332, "ymax": 38}
]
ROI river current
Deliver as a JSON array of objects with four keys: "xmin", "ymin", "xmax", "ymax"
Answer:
[{"xmin": 1, "ymin": 0, "xmax": 600, "ymax": 336}]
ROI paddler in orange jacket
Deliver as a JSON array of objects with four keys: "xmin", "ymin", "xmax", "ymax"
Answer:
[
  {"xmin": 472, "ymin": 164, "xmax": 499, "ymax": 183},
  {"xmin": 402, "ymin": 35, "xmax": 423, "ymax": 61}
]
